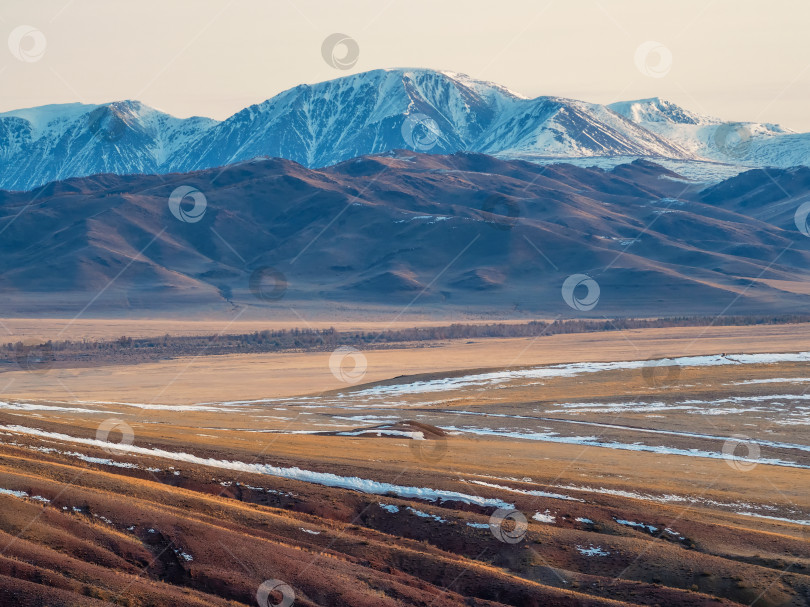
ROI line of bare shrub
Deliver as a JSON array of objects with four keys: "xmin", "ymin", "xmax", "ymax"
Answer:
[{"xmin": 2, "ymin": 313, "xmax": 809, "ymax": 368}]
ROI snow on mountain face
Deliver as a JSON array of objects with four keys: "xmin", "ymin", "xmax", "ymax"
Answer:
[
  {"xmin": 0, "ymin": 101, "xmax": 217, "ymax": 191},
  {"xmin": 167, "ymin": 69, "xmax": 694, "ymax": 173},
  {"xmin": 477, "ymin": 97, "xmax": 690, "ymax": 159},
  {"xmin": 607, "ymin": 98, "xmax": 710, "ymax": 126},
  {"xmin": 608, "ymin": 98, "xmax": 808, "ymax": 168},
  {"xmin": 165, "ymin": 69, "xmax": 521, "ymax": 172},
  {"xmin": 1, "ymin": 69, "xmax": 808, "ymax": 191}
]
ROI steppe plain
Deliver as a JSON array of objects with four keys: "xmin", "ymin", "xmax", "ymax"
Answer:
[{"xmin": 0, "ymin": 319, "xmax": 807, "ymax": 606}]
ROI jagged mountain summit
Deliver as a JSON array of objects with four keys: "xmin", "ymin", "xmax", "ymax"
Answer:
[
  {"xmin": 163, "ymin": 69, "xmax": 691, "ymax": 173},
  {"xmin": 1, "ymin": 69, "xmax": 808, "ymax": 191}
]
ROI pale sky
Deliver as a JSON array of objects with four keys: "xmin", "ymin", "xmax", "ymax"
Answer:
[{"xmin": 3, "ymin": 0, "xmax": 810, "ymax": 130}]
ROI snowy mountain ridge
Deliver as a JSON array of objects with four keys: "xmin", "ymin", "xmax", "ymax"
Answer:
[
  {"xmin": 1, "ymin": 68, "xmax": 808, "ymax": 191},
  {"xmin": 607, "ymin": 97, "xmax": 805, "ymax": 167}
]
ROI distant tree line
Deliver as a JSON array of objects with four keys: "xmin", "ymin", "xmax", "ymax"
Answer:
[{"xmin": 3, "ymin": 314, "xmax": 810, "ymax": 367}]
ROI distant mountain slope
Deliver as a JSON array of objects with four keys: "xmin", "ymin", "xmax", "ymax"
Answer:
[
  {"xmin": 0, "ymin": 101, "xmax": 216, "ymax": 191},
  {"xmin": 166, "ymin": 69, "xmax": 691, "ymax": 173},
  {"xmin": 1, "ymin": 151, "xmax": 809, "ymax": 316},
  {"xmin": 0, "ymin": 69, "xmax": 715, "ymax": 191},
  {"xmin": 608, "ymin": 97, "xmax": 810, "ymax": 168}
]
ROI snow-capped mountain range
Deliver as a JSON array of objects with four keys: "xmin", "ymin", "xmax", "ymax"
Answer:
[
  {"xmin": 607, "ymin": 97, "xmax": 808, "ymax": 168},
  {"xmin": 1, "ymin": 68, "xmax": 807, "ymax": 191}
]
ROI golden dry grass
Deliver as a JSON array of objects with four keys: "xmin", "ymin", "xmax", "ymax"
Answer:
[
  {"xmin": 4, "ymin": 322, "xmax": 810, "ymax": 404},
  {"xmin": 0, "ymin": 322, "xmax": 808, "ymax": 605}
]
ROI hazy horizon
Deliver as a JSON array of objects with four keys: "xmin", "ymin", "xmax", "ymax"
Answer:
[{"xmin": 3, "ymin": 0, "xmax": 810, "ymax": 131}]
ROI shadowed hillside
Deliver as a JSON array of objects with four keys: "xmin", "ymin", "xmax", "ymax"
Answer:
[{"xmin": 1, "ymin": 152, "xmax": 810, "ymax": 317}]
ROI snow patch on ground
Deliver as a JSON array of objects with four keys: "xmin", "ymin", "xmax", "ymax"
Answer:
[
  {"xmin": 0, "ymin": 401, "xmax": 101, "ymax": 414},
  {"xmin": 339, "ymin": 351, "xmax": 810, "ymax": 398},
  {"xmin": 406, "ymin": 506, "xmax": 447, "ymax": 523},
  {"xmin": 735, "ymin": 512, "xmax": 810, "ymax": 526},
  {"xmin": 532, "ymin": 510, "xmax": 556, "ymax": 523},
  {"xmin": 0, "ymin": 425, "xmax": 513, "ymax": 509},
  {"xmin": 727, "ymin": 378, "xmax": 810, "ymax": 385},
  {"xmin": 337, "ymin": 429, "xmax": 424, "ymax": 439},
  {"xmin": 466, "ymin": 479, "xmax": 583, "ymax": 502},
  {"xmin": 615, "ymin": 518, "xmax": 658, "ymax": 533},
  {"xmin": 441, "ymin": 426, "xmax": 808, "ymax": 469},
  {"xmin": 576, "ymin": 545, "xmax": 610, "ymax": 556}
]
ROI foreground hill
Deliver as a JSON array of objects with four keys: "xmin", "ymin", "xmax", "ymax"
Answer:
[{"xmin": 1, "ymin": 152, "xmax": 810, "ymax": 316}]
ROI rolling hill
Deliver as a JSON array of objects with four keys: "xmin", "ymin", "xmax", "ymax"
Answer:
[{"xmin": 1, "ymin": 151, "xmax": 810, "ymax": 316}]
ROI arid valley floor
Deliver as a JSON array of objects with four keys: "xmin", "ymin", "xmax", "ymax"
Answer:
[{"xmin": 0, "ymin": 321, "xmax": 808, "ymax": 606}]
